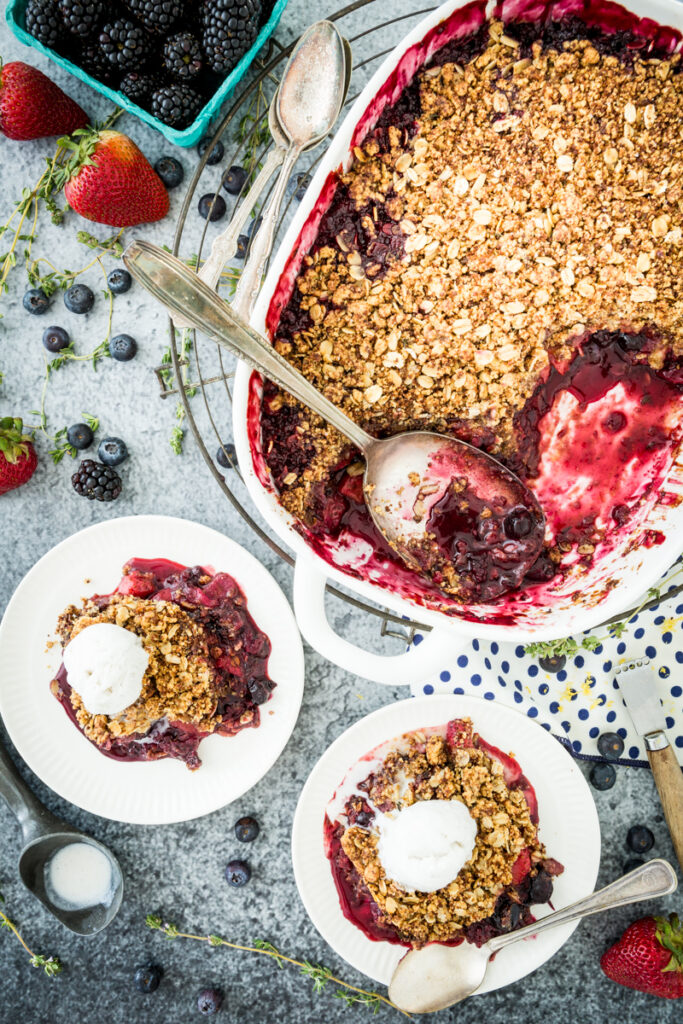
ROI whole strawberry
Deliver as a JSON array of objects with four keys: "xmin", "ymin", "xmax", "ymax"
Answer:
[
  {"xmin": 601, "ymin": 913, "xmax": 683, "ymax": 999},
  {"xmin": 0, "ymin": 61, "xmax": 88, "ymax": 141},
  {"xmin": 59, "ymin": 128, "xmax": 169, "ymax": 227},
  {"xmin": 0, "ymin": 418, "xmax": 38, "ymax": 495}
]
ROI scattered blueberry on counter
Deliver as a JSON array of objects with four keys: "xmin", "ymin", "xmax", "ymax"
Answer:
[
  {"xmin": 235, "ymin": 234, "xmax": 249, "ymax": 260},
  {"xmin": 107, "ymin": 268, "xmax": 132, "ymax": 295},
  {"xmin": 225, "ymin": 859, "xmax": 251, "ymax": 887},
  {"xmin": 134, "ymin": 963, "xmax": 163, "ymax": 994},
  {"xmin": 198, "ymin": 138, "xmax": 224, "ymax": 165},
  {"xmin": 288, "ymin": 173, "xmax": 310, "ymax": 202},
  {"xmin": 216, "ymin": 442, "xmax": 237, "ymax": 469},
  {"xmin": 597, "ymin": 731, "xmax": 625, "ymax": 760},
  {"xmin": 197, "ymin": 988, "xmax": 223, "ymax": 1016},
  {"xmin": 155, "ymin": 156, "xmax": 185, "ymax": 190},
  {"xmin": 222, "ymin": 164, "xmax": 247, "ymax": 196},
  {"xmin": 589, "ymin": 762, "xmax": 616, "ymax": 791},
  {"xmin": 98, "ymin": 437, "xmax": 128, "ymax": 467},
  {"xmin": 109, "ymin": 333, "xmax": 138, "ymax": 361},
  {"xmin": 198, "ymin": 193, "xmax": 227, "ymax": 221},
  {"xmin": 42, "ymin": 325, "xmax": 70, "ymax": 353},
  {"xmin": 64, "ymin": 283, "xmax": 95, "ymax": 314},
  {"xmin": 23, "ymin": 288, "xmax": 50, "ymax": 314},
  {"xmin": 71, "ymin": 460, "xmax": 122, "ymax": 502},
  {"xmin": 66, "ymin": 423, "xmax": 94, "ymax": 450},
  {"xmin": 623, "ymin": 858, "xmax": 645, "ymax": 874},
  {"xmin": 626, "ymin": 825, "xmax": 655, "ymax": 854},
  {"xmin": 234, "ymin": 816, "xmax": 259, "ymax": 843}
]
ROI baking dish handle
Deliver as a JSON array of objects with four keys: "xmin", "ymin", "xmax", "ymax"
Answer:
[{"xmin": 292, "ymin": 558, "xmax": 465, "ymax": 686}]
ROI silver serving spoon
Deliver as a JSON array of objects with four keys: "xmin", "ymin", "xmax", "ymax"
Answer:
[
  {"xmin": 123, "ymin": 239, "xmax": 545, "ymax": 595},
  {"xmin": 232, "ymin": 20, "xmax": 347, "ymax": 318},
  {"xmin": 180, "ymin": 34, "xmax": 353, "ymax": 322},
  {"xmin": 0, "ymin": 737, "xmax": 123, "ymax": 935},
  {"xmin": 389, "ymin": 859, "xmax": 678, "ymax": 1013}
]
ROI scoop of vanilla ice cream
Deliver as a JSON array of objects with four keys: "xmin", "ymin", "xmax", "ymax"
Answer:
[
  {"xmin": 63, "ymin": 623, "xmax": 148, "ymax": 717},
  {"xmin": 377, "ymin": 798, "xmax": 477, "ymax": 892}
]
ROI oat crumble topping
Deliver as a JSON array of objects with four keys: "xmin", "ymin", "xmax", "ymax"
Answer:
[{"xmin": 266, "ymin": 18, "xmax": 683, "ymax": 531}]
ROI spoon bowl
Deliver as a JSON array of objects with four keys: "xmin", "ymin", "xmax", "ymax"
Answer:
[
  {"xmin": 19, "ymin": 832, "xmax": 123, "ymax": 936},
  {"xmin": 124, "ymin": 239, "xmax": 543, "ymax": 601}
]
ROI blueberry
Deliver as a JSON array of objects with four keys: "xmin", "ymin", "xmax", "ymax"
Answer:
[
  {"xmin": 67, "ymin": 423, "xmax": 94, "ymax": 450},
  {"xmin": 235, "ymin": 234, "xmax": 249, "ymax": 259},
  {"xmin": 288, "ymin": 173, "xmax": 310, "ymax": 201},
  {"xmin": 538, "ymin": 654, "xmax": 566, "ymax": 674},
  {"xmin": 107, "ymin": 269, "xmax": 132, "ymax": 295},
  {"xmin": 109, "ymin": 334, "xmax": 137, "ymax": 361},
  {"xmin": 624, "ymin": 857, "xmax": 645, "ymax": 874},
  {"xmin": 197, "ymin": 988, "xmax": 223, "ymax": 1015},
  {"xmin": 198, "ymin": 193, "xmax": 227, "ymax": 221},
  {"xmin": 626, "ymin": 825, "xmax": 654, "ymax": 854},
  {"xmin": 98, "ymin": 437, "xmax": 128, "ymax": 467},
  {"xmin": 589, "ymin": 762, "xmax": 616, "ymax": 791},
  {"xmin": 225, "ymin": 859, "xmax": 250, "ymax": 887},
  {"xmin": 597, "ymin": 731, "xmax": 624, "ymax": 760},
  {"xmin": 234, "ymin": 816, "xmax": 259, "ymax": 843},
  {"xmin": 222, "ymin": 164, "xmax": 247, "ymax": 195},
  {"xmin": 64, "ymin": 283, "xmax": 95, "ymax": 314},
  {"xmin": 216, "ymin": 442, "xmax": 236, "ymax": 468},
  {"xmin": 155, "ymin": 155, "xmax": 184, "ymax": 189},
  {"xmin": 198, "ymin": 138, "xmax": 224, "ymax": 165},
  {"xmin": 248, "ymin": 216, "xmax": 262, "ymax": 237},
  {"xmin": 134, "ymin": 962, "xmax": 163, "ymax": 993},
  {"xmin": 504, "ymin": 509, "xmax": 533, "ymax": 539},
  {"xmin": 23, "ymin": 288, "xmax": 50, "ymax": 314},
  {"xmin": 42, "ymin": 325, "xmax": 70, "ymax": 353},
  {"xmin": 528, "ymin": 870, "xmax": 553, "ymax": 904}
]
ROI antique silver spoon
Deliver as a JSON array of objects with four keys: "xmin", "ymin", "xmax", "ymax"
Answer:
[
  {"xmin": 123, "ymin": 239, "xmax": 545, "ymax": 597},
  {"xmin": 389, "ymin": 859, "xmax": 677, "ymax": 1013},
  {"xmin": 175, "ymin": 28, "xmax": 351, "ymax": 326},
  {"xmin": 0, "ymin": 738, "xmax": 123, "ymax": 935}
]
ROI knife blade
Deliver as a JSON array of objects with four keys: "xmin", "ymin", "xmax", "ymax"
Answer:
[{"xmin": 615, "ymin": 658, "xmax": 683, "ymax": 873}]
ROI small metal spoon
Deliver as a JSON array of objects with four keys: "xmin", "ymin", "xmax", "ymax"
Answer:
[
  {"xmin": 0, "ymin": 737, "xmax": 123, "ymax": 935},
  {"xmin": 179, "ymin": 35, "xmax": 353, "ymax": 323},
  {"xmin": 389, "ymin": 859, "xmax": 678, "ymax": 1014},
  {"xmin": 123, "ymin": 239, "xmax": 545, "ymax": 595},
  {"xmin": 232, "ymin": 20, "xmax": 347, "ymax": 318}
]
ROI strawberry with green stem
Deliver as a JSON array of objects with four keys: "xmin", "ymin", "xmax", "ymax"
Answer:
[
  {"xmin": 601, "ymin": 913, "xmax": 683, "ymax": 999},
  {"xmin": 0, "ymin": 419, "xmax": 37, "ymax": 495}
]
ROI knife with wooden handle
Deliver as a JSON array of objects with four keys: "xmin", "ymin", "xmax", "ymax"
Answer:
[{"xmin": 616, "ymin": 658, "xmax": 683, "ymax": 873}]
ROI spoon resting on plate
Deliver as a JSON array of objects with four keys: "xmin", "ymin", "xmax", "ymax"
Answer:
[
  {"xmin": 123, "ymin": 239, "xmax": 545, "ymax": 602},
  {"xmin": 388, "ymin": 859, "xmax": 678, "ymax": 1013}
]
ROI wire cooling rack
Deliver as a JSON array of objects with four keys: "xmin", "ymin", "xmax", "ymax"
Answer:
[{"xmin": 157, "ymin": 0, "xmax": 683, "ymax": 645}]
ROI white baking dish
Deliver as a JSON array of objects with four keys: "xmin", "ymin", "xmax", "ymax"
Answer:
[{"xmin": 233, "ymin": 0, "xmax": 683, "ymax": 683}]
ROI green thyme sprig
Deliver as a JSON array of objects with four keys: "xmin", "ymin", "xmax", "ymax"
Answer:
[
  {"xmin": 146, "ymin": 915, "xmax": 409, "ymax": 1017},
  {"xmin": 524, "ymin": 572, "xmax": 683, "ymax": 660},
  {"xmin": 0, "ymin": 892, "xmax": 62, "ymax": 978}
]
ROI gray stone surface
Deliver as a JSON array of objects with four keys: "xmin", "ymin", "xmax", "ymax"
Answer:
[{"xmin": 0, "ymin": 3, "xmax": 681, "ymax": 1022}]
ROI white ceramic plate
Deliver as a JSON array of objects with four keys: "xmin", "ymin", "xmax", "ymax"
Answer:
[
  {"xmin": 0, "ymin": 515, "xmax": 305, "ymax": 824},
  {"xmin": 292, "ymin": 694, "xmax": 600, "ymax": 991}
]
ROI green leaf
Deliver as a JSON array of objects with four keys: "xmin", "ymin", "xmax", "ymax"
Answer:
[{"xmin": 146, "ymin": 914, "xmax": 162, "ymax": 930}]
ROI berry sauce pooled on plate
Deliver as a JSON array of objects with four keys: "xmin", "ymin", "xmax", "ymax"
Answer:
[
  {"xmin": 324, "ymin": 717, "xmax": 563, "ymax": 948},
  {"xmin": 50, "ymin": 558, "xmax": 275, "ymax": 770},
  {"xmin": 251, "ymin": 7, "xmax": 683, "ymax": 612}
]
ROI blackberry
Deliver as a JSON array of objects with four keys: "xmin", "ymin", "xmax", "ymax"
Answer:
[
  {"xmin": 99, "ymin": 19, "xmax": 151, "ymax": 72},
  {"xmin": 151, "ymin": 83, "xmax": 203, "ymax": 128},
  {"xmin": 58, "ymin": 0, "xmax": 104, "ymax": 37},
  {"xmin": 79, "ymin": 41, "xmax": 115, "ymax": 83},
  {"xmin": 200, "ymin": 0, "xmax": 262, "ymax": 75},
  {"xmin": 119, "ymin": 71, "xmax": 162, "ymax": 104},
  {"xmin": 25, "ymin": 0, "xmax": 65, "ymax": 49},
  {"xmin": 163, "ymin": 32, "xmax": 203, "ymax": 80},
  {"xmin": 120, "ymin": 0, "xmax": 185, "ymax": 35},
  {"xmin": 72, "ymin": 459, "xmax": 122, "ymax": 501}
]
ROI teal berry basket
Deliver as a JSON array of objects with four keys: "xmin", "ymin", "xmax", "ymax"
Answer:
[{"xmin": 5, "ymin": 0, "xmax": 291, "ymax": 147}]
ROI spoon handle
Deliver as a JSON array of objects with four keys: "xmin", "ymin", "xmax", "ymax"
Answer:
[
  {"xmin": 488, "ymin": 859, "xmax": 677, "ymax": 955},
  {"xmin": 232, "ymin": 144, "xmax": 300, "ymax": 320},
  {"xmin": 123, "ymin": 239, "xmax": 374, "ymax": 452},
  {"xmin": 199, "ymin": 147, "xmax": 285, "ymax": 292},
  {"xmin": 0, "ymin": 736, "xmax": 67, "ymax": 842}
]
